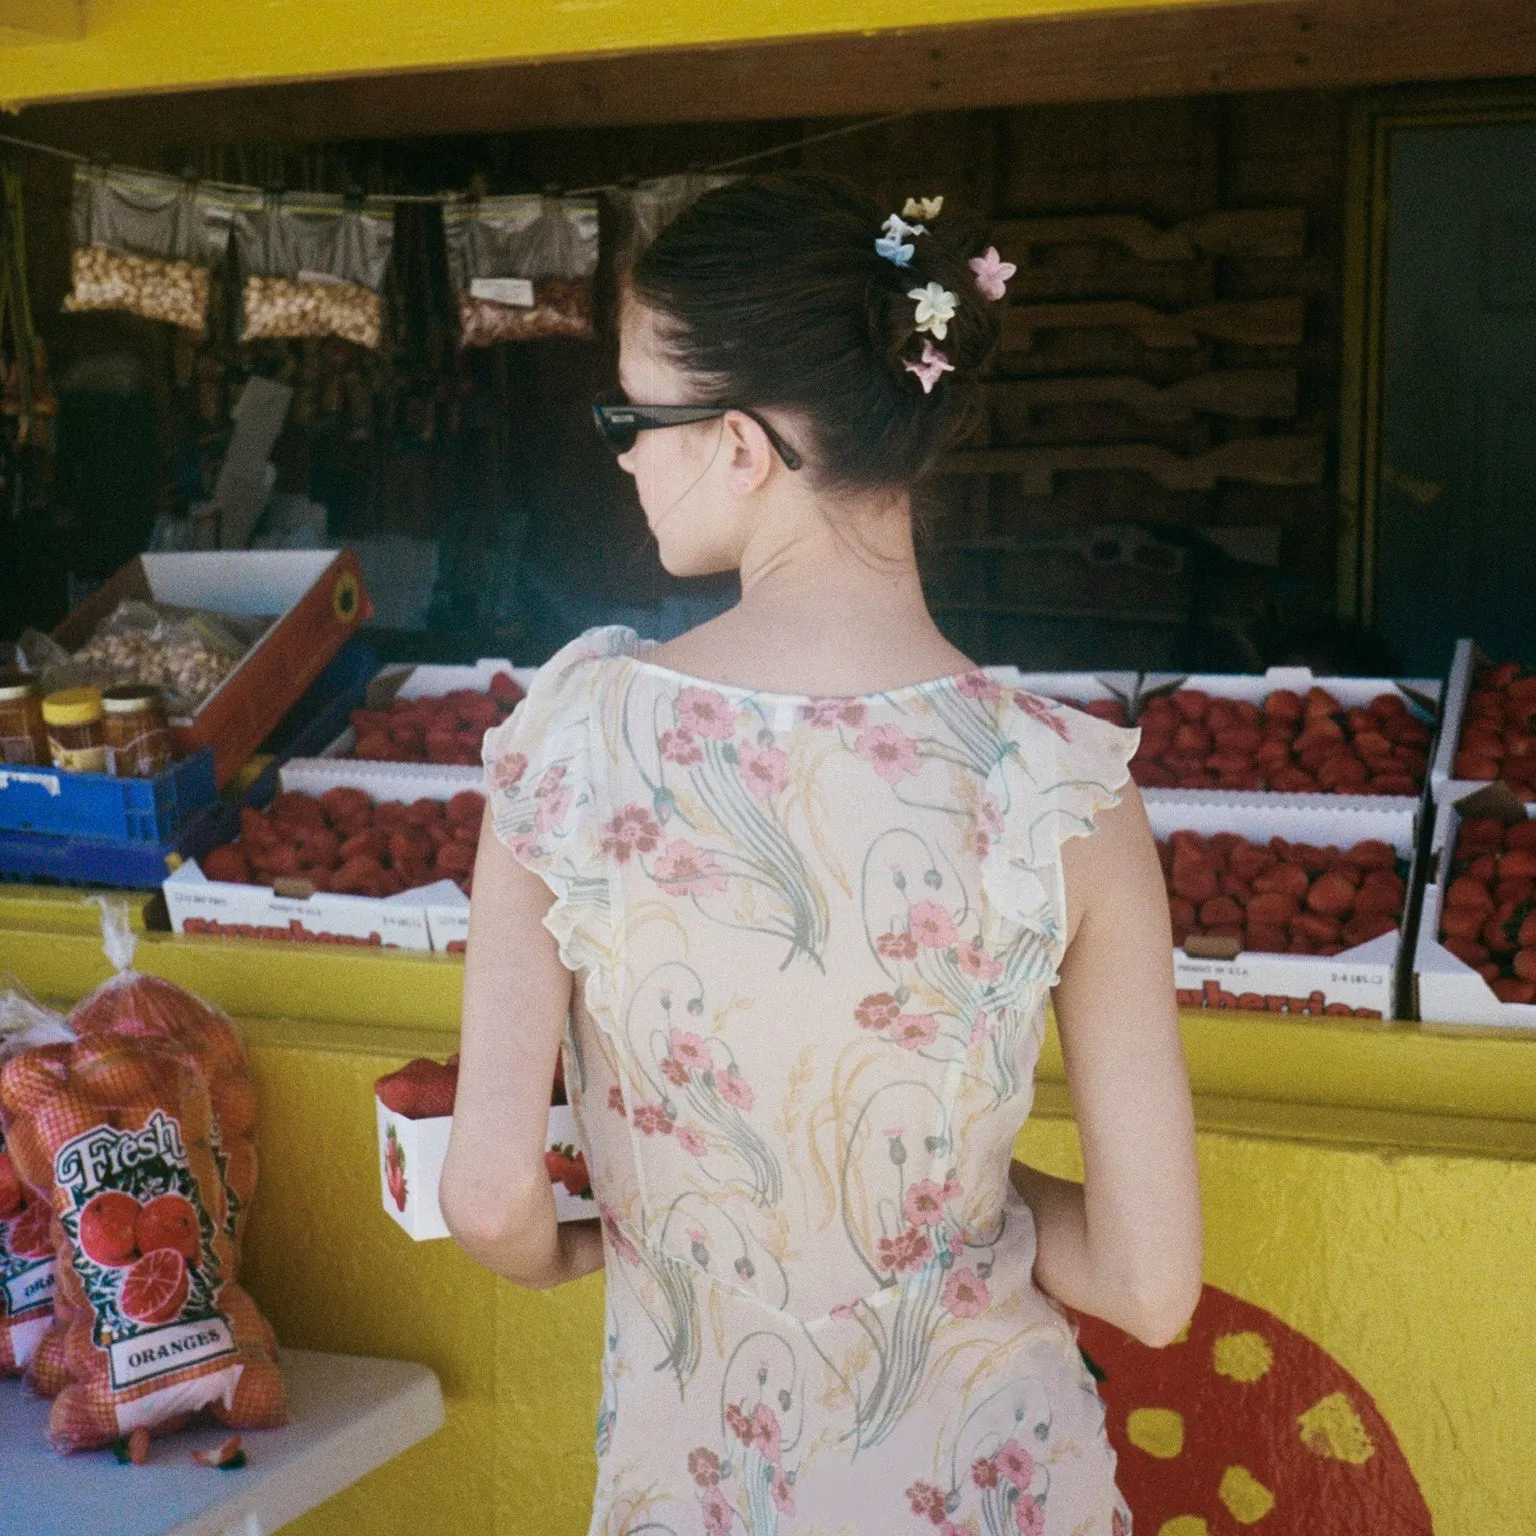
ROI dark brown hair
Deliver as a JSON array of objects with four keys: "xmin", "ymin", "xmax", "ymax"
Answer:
[{"xmin": 628, "ymin": 173, "xmax": 999, "ymax": 493}]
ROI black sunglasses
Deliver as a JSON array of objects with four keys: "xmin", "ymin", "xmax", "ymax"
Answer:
[{"xmin": 592, "ymin": 389, "xmax": 803, "ymax": 471}]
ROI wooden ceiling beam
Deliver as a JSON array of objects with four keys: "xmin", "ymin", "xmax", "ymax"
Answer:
[{"xmin": 13, "ymin": 0, "xmax": 1536, "ymax": 152}]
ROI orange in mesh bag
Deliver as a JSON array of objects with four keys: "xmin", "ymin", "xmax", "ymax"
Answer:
[
  {"xmin": 0, "ymin": 1031, "xmax": 285, "ymax": 1450},
  {"xmin": 0, "ymin": 974, "xmax": 74, "ymax": 1378}
]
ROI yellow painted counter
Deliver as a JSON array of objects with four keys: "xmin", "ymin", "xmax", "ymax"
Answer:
[{"xmin": 2, "ymin": 918, "xmax": 1533, "ymax": 1534}]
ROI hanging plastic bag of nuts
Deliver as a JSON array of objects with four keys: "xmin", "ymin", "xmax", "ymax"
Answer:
[
  {"xmin": 62, "ymin": 166, "xmax": 245, "ymax": 336},
  {"xmin": 233, "ymin": 191, "xmax": 394, "ymax": 350},
  {"xmin": 606, "ymin": 172, "xmax": 736, "ymax": 269},
  {"xmin": 443, "ymin": 193, "xmax": 599, "ymax": 346}
]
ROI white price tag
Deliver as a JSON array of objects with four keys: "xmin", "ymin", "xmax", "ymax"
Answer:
[{"xmin": 470, "ymin": 277, "xmax": 536, "ymax": 308}]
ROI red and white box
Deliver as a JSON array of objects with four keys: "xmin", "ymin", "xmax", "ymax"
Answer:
[
  {"xmin": 377, "ymin": 1070, "xmax": 594, "ymax": 1242},
  {"xmin": 1147, "ymin": 796, "xmax": 1421, "ymax": 1019},
  {"xmin": 1428, "ymin": 639, "xmax": 1536, "ymax": 807},
  {"xmin": 163, "ymin": 762, "xmax": 481, "ymax": 951},
  {"xmin": 290, "ymin": 659, "xmax": 538, "ymax": 791},
  {"xmin": 1136, "ymin": 667, "xmax": 1441, "ymax": 812},
  {"xmin": 53, "ymin": 550, "xmax": 372, "ymax": 788},
  {"xmin": 1414, "ymin": 786, "xmax": 1536, "ymax": 1032}
]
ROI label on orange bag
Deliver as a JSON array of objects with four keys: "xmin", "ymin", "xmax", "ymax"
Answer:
[{"xmin": 54, "ymin": 1111, "xmax": 236, "ymax": 1392}]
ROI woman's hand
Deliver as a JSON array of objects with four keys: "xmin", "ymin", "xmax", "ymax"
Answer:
[
  {"xmin": 1020, "ymin": 783, "xmax": 1203, "ymax": 1347},
  {"xmin": 440, "ymin": 805, "xmax": 598, "ymax": 1289}
]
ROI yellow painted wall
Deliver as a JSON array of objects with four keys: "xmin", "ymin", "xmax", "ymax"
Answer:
[
  {"xmin": 232, "ymin": 1017, "xmax": 1535, "ymax": 1536},
  {"xmin": 0, "ymin": 0, "xmax": 1232, "ymax": 108}
]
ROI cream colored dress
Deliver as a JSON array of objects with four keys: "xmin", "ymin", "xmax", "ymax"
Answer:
[{"xmin": 483, "ymin": 625, "xmax": 1136, "ymax": 1536}]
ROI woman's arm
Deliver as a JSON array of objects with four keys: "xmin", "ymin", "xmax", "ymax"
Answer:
[
  {"xmin": 439, "ymin": 805, "xmax": 604, "ymax": 1289},
  {"xmin": 1010, "ymin": 784, "xmax": 1202, "ymax": 1346}
]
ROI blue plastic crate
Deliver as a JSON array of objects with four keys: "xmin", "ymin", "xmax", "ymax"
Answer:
[{"xmin": 0, "ymin": 748, "xmax": 218, "ymax": 844}]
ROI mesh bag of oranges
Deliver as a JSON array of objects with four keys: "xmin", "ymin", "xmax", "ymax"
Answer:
[
  {"xmin": 0, "ymin": 1031, "xmax": 286, "ymax": 1450},
  {"xmin": 0, "ymin": 976, "xmax": 74, "ymax": 1377}
]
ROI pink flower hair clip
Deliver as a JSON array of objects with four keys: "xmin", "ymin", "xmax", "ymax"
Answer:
[
  {"xmin": 904, "ymin": 339, "xmax": 954, "ymax": 395},
  {"xmin": 968, "ymin": 246, "xmax": 1016, "ymax": 302}
]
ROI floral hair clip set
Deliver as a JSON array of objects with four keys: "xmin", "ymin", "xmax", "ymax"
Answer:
[{"xmin": 875, "ymin": 195, "xmax": 1018, "ymax": 393}]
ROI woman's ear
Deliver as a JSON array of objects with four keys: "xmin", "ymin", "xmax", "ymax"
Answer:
[{"xmin": 723, "ymin": 410, "xmax": 775, "ymax": 494}]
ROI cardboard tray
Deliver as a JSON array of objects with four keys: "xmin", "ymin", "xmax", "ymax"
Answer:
[
  {"xmin": 288, "ymin": 659, "xmax": 538, "ymax": 790},
  {"xmin": 1414, "ymin": 785, "xmax": 1536, "ymax": 1032},
  {"xmin": 54, "ymin": 550, "xmax": 372, "ymax": 790},
  {"xmin": 1424, "ymin": 638, "xmax": 1536, "ymax": 807},
  {"xmin": 162, "ymin": 761, "xmax": 478, "ymax": 951},
  {"xmin": 377, "ymin": 1099, "xmax": 593, "ymax": 1241},
  {"xmin": 1146, "ymin": 795, "xmax": 1422, "ymax": 1020},
  {"xmin": 1136, "ymin": 666, "xmax": 1441, "ymax": 812}
]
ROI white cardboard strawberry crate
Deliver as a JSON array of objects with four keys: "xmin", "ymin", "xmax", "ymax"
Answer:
[
  {"xmin": 1146, "ymin": 796, "xmax": 1421, "ymax": 1020},
  {"xmin": 163, "ymin": 762, "xmax": 477, "ymax": 952},
  {"xmin": 287, "ymin": 659, "xmax": 539, "ymax": 790},
  {"xmin": 1424, "ymin": 638, "xmax": 1533, "ymax": 809},
  {"xmin": 377, "ymin": 1099, "xmax": 594, "ymax": 1241},
  {"xmin": 1136, "ymin": 667, "xmax": 1442, "ymax": 814},
  {"xmin": 1414, "ymin": 789, "xmax": 1536, "ymax": 1032}
]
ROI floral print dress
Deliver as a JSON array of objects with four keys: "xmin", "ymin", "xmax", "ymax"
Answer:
[{"xmin": 482, "ymin": 625, "xmax": 1138, "ymax": 1536}]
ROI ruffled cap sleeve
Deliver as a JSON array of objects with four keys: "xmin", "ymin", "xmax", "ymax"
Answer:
[{"xmin": 980, "ymin": 690, "xmax": 1139, "ymax": 983}]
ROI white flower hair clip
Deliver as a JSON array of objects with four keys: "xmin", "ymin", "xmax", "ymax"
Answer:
[
  {"xmin": 908, "ymin": 281, "xmax": 958, "ymax": 340},
  {"xmin": 904, "ymin": 339, "xmax": 954, "ymax": 395},
  {"xmin": 968, "ymin": 246, "xmax": 1017, "ymax": 302},
  {"xmin": 903, "ymin": 196, "xmax": 944, "ymax": 222},
  {"xmin": 875, "ymin": 212, "xmax": 926, "ymax": 268}
]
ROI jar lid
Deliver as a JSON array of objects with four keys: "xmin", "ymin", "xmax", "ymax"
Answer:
[
  {"xmin": 42, "ymin": 687, "xmax": 104, "ymax": 727},
  {"xmin": 0, "ymin": 670, "xmax": 35, "ymax": 703},
  {"xmin": 102, "ymin": 684, "xmax": 165, "ymax": 714}
]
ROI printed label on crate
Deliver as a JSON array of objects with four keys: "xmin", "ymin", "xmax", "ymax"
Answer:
[{"xmin": 1174, "ymin": 956, "xmax": 1391, "ymax": 1017}]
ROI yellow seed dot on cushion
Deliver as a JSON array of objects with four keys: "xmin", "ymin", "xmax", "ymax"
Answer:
[
  {"xmin": 1212, "ymin": 1330, "xmax": 1273, "ymax": 1384},
  {"xmin": 1126, "ymin": 1407, "xmax": 1185, "ymax": 1459},
  {"xmin": 1158, "ymin": 1519, "xmax": 1210, "ymax": 1536},
  {"xmin": 1298, "ymin": 1391, "xmax": 1376, "ymax": 1464},
  {"xmin": 1219, "ymin": 1466, "xmax": 1277, "ymax": 1524}
]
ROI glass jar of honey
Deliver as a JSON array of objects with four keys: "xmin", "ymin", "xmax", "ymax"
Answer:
[
  {"xmin": 0, "ymin": 671, "xmax": 47, "ymax": 766},
  {"xmin": 42, "ymin": 687, "xmax": 108, "ymax": 773},
  {"xmin": 102, "ymin": 684, "xmax": 173, "ymax": 778}
]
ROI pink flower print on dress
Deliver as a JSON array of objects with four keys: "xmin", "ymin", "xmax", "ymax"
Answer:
[
  {"xmin": 906, "ymin": 1479, "xmax": 948, "ymax": 1524},
  {"xmin": 1013, "ymin": 688, "xmax": 1072, "ymax": 743},
  {"xmin": 659, "ymin": 727, "xmax": 704, "ymax": 766},
  {"xmin": 669, "ymin": 1029, "xmax": 713, "ymax": 1071},
  {"xmin": 676, "ymin": 686, "xmax": 736, "ymax": 741},
  {"xmin": 702, "ymin": 1485, "xmax": 734, "ymax": 1536},
  {"xmin": 725, "ymin": 1403, "xmax": 755, "ymax": 1443},
  {"xmin": 876, "ymin": 930, "xmax": 920, "ymax": 961},
  {"xmin": 854, "ymin": 992, "xmax": 903, "ymax": 1031},
  {"xmin": 902, "ymin": 1178, "xmax": 956, "ymax": 1227},
  {"xmin": 968, "ymin": 245, "xmax": 1017, "ymax": 302},
  {"xmin": 940, "ymin": 1266, "xmax": 991, "ymax": 1318},
  {"xmin": 716, "ymin": 1070, "xmax": 754, "ymax": 1111},
  {"xmin": 770, "ymin": 1469, "xmax": 796, "ymax": 1515},
  {"xmin": 995, "ymin": 1439, "xmax": 1035, "ymax": 1491},
  {"xmin": 737, "ymin": 741, "xmax": 789, "ymax": 799},
  {"xmin": 631, "ymin": 1102, "xmax": 674, "ymax": 1136},
  {"xmin": 967, "ymin": 1012, "xmax": 996, "ymax": 1047},
  {"xmin": 855, "ymin": 723, "xmax": 922, "ymax": 783},
  {"xmin": 688, "ymin": 1447, "xmax": 722, "ymax": 1487},
  {"xmin": 801, "ymin": 698, "xmax": 869, "ymax": 729},
  {"xmin": 607, "ymin": 1084, "xmax": 627, "ymax": 1118},
  {"xmin": 653, "ymin": 839, "xmax": 728, "ymax": 896},
  {"xmin": 975, "ymin": 790, "xmax": 1005, "ymax": 860},
  {"xmin": 490, "ymin": 750, "xmax": 528, "ymax": 791},
  {"xmin": 971, "ymin": 1456, "xmax": 1000, "ymax": 1489},
  {"xmin": 533, "ymin": 762, "xmax": 566, "ymax": 797},
  {"xmin": 602, "ymin": 803, "xmax": 663, "ymax": 862},
  {"xmin": 887, "ymin": 1013, "xmax": 939, "ymax": 1050},
  {"xmin": 599, "ymin": 1202, "xmax": 640, "ymax": 1266},
  {"xmin": 660, "ymin": 1056, "xmax": 690, "ymax": 1087},
  {"xmin": 675, "ymin": 1126, "xmax": 709, "ymax": 1156},
  {"xmin": 1013, "ymin": 1495, "xmax": 1045, "ymax": 1536},
  {"xmin": 829, "ymin": 1300, "xmax": 860, "ymax": 1322},
  {"xmin": 533, "ymin": 784, "xmax": 572, "ymax": 834},
  {"xmin": 908, "ymin": 899, "xmax": 959, "ymax": 948},
  {"xmin": 957, "ymin": 939, "xmax": 1003, "ymax": 982},
  {"xmin": 750, "ymin": 1403, "xmax": 782, "ymax": 1462},
  {"xmin": 956, "ymin": 669, "xmax": 1003, "ymax": 703},
  {"xmin": 878, "ymin": 1225, "xmax": 934, "ymax": 1274}
]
